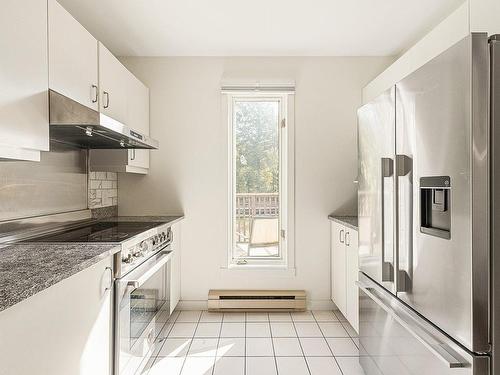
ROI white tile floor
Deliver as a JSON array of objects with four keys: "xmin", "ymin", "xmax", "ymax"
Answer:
[{"xmin": 140, "ymin": 310, "xmax": 363, "ymax": 375}]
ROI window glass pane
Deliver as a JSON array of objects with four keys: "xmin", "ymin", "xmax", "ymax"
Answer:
[{"xmin": 233, "ymin": 100, "xmax": 280, "ymax": 260}]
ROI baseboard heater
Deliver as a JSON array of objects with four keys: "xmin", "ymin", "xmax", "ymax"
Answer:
[{"xmin": 208, "ymin": 290, "xmax": 306, "ymax": 311}]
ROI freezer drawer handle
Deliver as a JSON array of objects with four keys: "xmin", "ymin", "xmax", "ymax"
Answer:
[{"xmin": 356, "ymin": 280, "xmax": 467, "ymax": 369}]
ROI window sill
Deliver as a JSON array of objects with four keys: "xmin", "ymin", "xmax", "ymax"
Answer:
[{"xmin": 220, "ymin": 265, "xmax": 296, "ymax": 277}]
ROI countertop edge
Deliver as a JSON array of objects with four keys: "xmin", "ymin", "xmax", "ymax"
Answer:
[
  {"xmin": 328, "ymin": 215, "xmax": 358, "ymax": 231},
  {"xmin": 0, "ymin": 245, "xmax": 120, "ymax": 314}
]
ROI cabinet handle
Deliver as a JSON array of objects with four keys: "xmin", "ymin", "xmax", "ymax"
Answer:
[
  {"xmin": 131, "ymin": 149, "xmax": 136, "ymax": 160},
  {"xmin": 345, "ymin": 231, "xmax": 350, "ymax": 247},
  {"xmin": 103, "ymin": 91, "xmax": 110, "ymax": 108},
  {"xmin": 91, "ymin": 84, "xmax": 98, "ymax": 103},
  {"xmin": 104, "ymin": 267, "xmax": 113, "ymax": 291},
  {"xmin": 339, "ymin": 229, "xmax": 344, "ymax": 243}
]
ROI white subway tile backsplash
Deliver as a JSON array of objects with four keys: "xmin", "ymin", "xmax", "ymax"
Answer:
[
  {"xmin": 88, "ymin": 171, "xmax": 118, "ymax": 209},
  {"xmin": 107, "ymin": 172, "xmax": 117, "ymax": 180}
]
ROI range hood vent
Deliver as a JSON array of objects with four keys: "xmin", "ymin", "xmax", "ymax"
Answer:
[{"xmin": 49, "ymin": 90, "xmax": 158, "ymax": 150}]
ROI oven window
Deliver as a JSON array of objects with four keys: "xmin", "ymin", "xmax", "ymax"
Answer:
[{"xmin": 129, "ymin": 265, "xmax": 169, "ymax": 347}]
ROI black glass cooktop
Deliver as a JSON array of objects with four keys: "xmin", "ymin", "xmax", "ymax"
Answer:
[{"xmin": 28, "ymin": 221, "xmax": 162, "ymax": 243}]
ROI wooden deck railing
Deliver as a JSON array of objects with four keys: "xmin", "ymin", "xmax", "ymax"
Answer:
[{"xmin": 235, "ymin": 193, "xmax": 279, "ymax": 243}]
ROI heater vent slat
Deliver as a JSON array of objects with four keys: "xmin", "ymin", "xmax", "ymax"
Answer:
[
  {"xmin": 219, "ymin": 295, "xmax": 295, "ymax": 300},
  {"xmin": 208, "ymin": 289, "xmax": 306, "ymax": 312}
]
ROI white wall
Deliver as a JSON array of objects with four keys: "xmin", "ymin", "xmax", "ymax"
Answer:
[
  {"xmin": 363, "ymin": 2, "xmax": 469, "ymax": 103},
  {"xmin": 364, "ymin": 0, "xmax": 500, "ymax": 103},
  {"xmin": 118, "ymin": 56, "xmax": 392, "ymax": 308},
  {"xmin": 470, "ymin": 0, "xmax": 500, "ymax": 34}
]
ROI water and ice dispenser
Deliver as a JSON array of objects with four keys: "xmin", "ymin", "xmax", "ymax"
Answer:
[{"xmin": 420, "ymin": 176, "xmax": 451, "ymax": 239}]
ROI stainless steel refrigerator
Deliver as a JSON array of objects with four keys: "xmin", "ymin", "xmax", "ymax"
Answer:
[{"xmin": 357, "ymin": 33, "xmax": 500, "ymax": 375}]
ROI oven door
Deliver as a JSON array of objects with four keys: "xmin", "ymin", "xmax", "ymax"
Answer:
[{"xmin": 115, "ymin": 249, "xmax": 172, "ymax": 375}]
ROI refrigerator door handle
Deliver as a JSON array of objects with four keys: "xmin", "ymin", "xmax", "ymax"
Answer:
[
  {"xmin": 395, "ymin": 154, "xmax": 413, "ymax": 292},
  {"xmin": 381, "ymin": 157, "xmax": 394, "ymax": 281},
  {"xmin": 357, "ymin": 279, "xmax": 467, "ymax": 369}
]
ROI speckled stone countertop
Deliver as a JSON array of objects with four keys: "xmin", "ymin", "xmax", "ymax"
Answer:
[
  {"xmin": 0, "ymin": 243, "xmax": 120, "ymax": 313},
  {"xmin": 328, "ymin": 215, "xmax": 358, "ymax": 230},
  {"xmin": 102, "ymin": 215, "xmax": 184, "ymax": 225},
  {"xmin": 0, "ymin": 215, "xmax": 185, "ymax": 313}
]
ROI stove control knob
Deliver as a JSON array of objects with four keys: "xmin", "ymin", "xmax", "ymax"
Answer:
[
  {"xmin": 139, "ymin": 241, "xmax": 149, "ymax": 254},
  {"xmin": 123, "ymin": 253, "xmax": 133, "ymax": 263}
]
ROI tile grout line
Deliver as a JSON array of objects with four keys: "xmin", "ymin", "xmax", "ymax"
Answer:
[
  {"xmin": 291, "ymin": 312, "xmax": 312, "ymax": 375},
  {"xmin": 147, "ymin": 309, "xmax": 181, "ymax": 375},
  {"xmin": 314, "ymin": 311, "xmax": 345, "ymax": 375},
  {"xmin": 178, "ymin": 311, "xmax": 203, "ymax": 375},
  {"xmin": 244, "ymin": 312, "xmax": 247, "ymax": 375},
  {"xmin": 266, "ymin": 312, "xmax": 280, "ymax": 375},
  {"xmin": 212, "ymin": 311, "xmax": 224, "ymax": 375}
]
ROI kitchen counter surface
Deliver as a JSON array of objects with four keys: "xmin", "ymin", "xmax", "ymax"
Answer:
[
  {"xmin": 102, "ymin": 215, "xmax": 184, "ymax": 226},
  {"xmin": 0, "ymin": 242, "xmax": 120, "ymax": 313},
  {"xmin": 0, "ymin": 215, "xmax": 184, "ymax": 313},
  {"xmin": 328, "ymin": 215, "xmax": 358, "ymax": 230}
]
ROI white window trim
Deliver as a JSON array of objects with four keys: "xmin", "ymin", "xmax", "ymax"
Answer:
[{"xmin": 224, "ymin": 91, "xmax": 295, "ymax": 270}]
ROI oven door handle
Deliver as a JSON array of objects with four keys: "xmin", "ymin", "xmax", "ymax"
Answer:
[{"xmin": 126, "ymin": 251, "xmax": 172, "ymax": 289}]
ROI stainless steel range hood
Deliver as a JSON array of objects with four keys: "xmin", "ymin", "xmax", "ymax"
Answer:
[{"xmin": 49, "ymin": 90, "xmax": 158, "ymax": 149}]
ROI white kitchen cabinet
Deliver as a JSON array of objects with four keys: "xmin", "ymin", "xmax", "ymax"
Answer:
[
  {"xmin": 127, "ymin": 73, "xmax": 150, "ymax": 171},
  {"xmin": 170, "ymin": 222, "xmax": 182, "ymax": 313},
  {"xmin": 0, "ymin": 256, "xmax": 114, "ymax": 375},
  {"xmin": 331, "ymin": 221, "xmax": 347, "ymax": 315},
  {"xmin": 91, "ymin": 45, "xmax": 150, "ymax": 174},
  {"xmin": 0, "ymin": 0, "xmax": 49, "ymax": 161},
  {"xmin": 345, "ymin": 228, "xmax": 359, "ymax": 332},
  {"xmin": 48, "ymin": 0, "xmax": 99, "ymax": 110},
  {"xmin": 330, "ymin": 220, "xmax": 359, "ymax": 332},
  {"xmin": 98, "ymin": 42, "xmax": 129, "ymax": 124}
]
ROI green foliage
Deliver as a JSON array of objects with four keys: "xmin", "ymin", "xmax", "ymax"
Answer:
[{"xmin": 234, "ymin": 101, "xmax": 279, "ymax": 194}]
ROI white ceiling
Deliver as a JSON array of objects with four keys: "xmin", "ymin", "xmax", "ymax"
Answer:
[{"xmin": 58, "ymin": 0, "xmax": 464, "ymax": 57}]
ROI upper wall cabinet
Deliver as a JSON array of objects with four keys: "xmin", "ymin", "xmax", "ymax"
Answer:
[
  {"xmin": 48, "ymin": 0, "xmax": 98, "ymax": 111},
  {"xmin": 98, "ymin": 42, "xmax": 129, "ymax": 124},
  {"xmin": 90, "ymin": 47, "xmax": 150, "ymax": 174},
  {"xmin": 0, "ymin": 0, "xmax": 49, "ymax": 161}
]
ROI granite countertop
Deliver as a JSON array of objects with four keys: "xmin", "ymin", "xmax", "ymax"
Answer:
[
  {"xmin": 328, "ymin": 215, "xmax": 358, "ymax": 230},
  {"xmin": 0, "ymin": 215, "xmax": 185, "ymax": 313},
  {"xmin": 102, "ymin": 215, "xmax": 184, "ymax": 225},
  {"xmin": 0, "ymin": 242, "xmax": 120, "ymax": 313}
]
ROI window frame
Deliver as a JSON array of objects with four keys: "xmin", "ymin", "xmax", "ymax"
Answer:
[{"xmin": 226, "ymin": 92, "xmax": 292, "ymax": 269}]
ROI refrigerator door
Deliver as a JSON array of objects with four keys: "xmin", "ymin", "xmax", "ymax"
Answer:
[
  {"xmin": 358, "ymin": 272, "xmax": 489, "ymax": 375},
  {"xmin": 358, "ymin": 88, "xmax": 396, "ymax": 294},
  {"xmin": 491, "ymin": 34, "xmax": 500, "ymax": 375},
  {"xmin": 395, "ymin": 33, "xmax": 489, "ymax": 352}
]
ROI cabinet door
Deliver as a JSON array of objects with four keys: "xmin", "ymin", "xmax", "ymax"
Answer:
[
  {"xmin": 345, "ymin": 229, "xmax": 359, "ymax": 333},
  {"xmin": 170, "ymin": 222, "xmax": 182, "ymax": 313},
  {"xmin": 48, "ymin": 0, "xmax": 98, "ymax": 110},
  {"xmin": 331, "ymin": 221, "xmax": 346, "ymax": 315},
  {"xmin": 127, "ymin": 73, "xmax": 150, "ymax": 170},
  {"xmin": 0, "ymin": 256, "xmax": 113, "ymax": 375},
  {"xmin": 99, "ymin": 42, "xmax": 128, "ymax": 124},
  {"xmin": 0, "ymin": 0, "xmax": 48, "ymax": 161}
]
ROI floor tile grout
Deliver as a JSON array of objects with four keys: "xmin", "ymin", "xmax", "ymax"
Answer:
[
  {"xmin": 141, "ymin": 310, "xmax": 361, "ymax": 375},
  {"xmin": 314, "ymin": 311, "xmax": 345, "ymax": 375},
  {"xmin": 291, "ymin": 312, "xmax": 312, "ymax": 375}
]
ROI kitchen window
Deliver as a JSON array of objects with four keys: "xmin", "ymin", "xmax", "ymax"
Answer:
[{"xmin": 226, "ymin": 90, "xmax": 294, "ymax": 268}]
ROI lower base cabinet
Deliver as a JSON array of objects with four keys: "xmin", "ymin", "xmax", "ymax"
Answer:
[
  {"xmin": 0, "ymin": 256, "xmax": 113, "ymax": 375},
  {"xmin": 330, "ymin": 220, "xmax": 359, "ymax": 332},
  {"xmin": 170, "ymin": 222, "xmax": 182, "ymax": 313}
]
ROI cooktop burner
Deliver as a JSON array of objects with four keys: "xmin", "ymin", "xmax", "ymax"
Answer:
[{"xmin": 28, "ymin": 221, "xmax": 162, "ymax": 243}]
